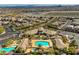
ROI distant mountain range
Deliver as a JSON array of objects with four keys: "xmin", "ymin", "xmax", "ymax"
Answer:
[
  {"xmin": 0, "ymin": 4, "xmax": 79, "ymax": 8},
  {"xmin": 0, "ymin": 4, "xmax": 79, "ymax": 11}
]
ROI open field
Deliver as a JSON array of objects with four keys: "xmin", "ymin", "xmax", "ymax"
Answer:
[
  {"xmin": 24, "ymin": 11, "xmax": 79, "ymax": 17},
  {"xmin": 43, "ymin": 11, "xmax": 79, "ymax": 17}
]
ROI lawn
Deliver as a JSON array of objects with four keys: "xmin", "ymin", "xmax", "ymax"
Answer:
[{"xmin": 0, "ymin": 26, "xmax": 5, "ymax": 34}]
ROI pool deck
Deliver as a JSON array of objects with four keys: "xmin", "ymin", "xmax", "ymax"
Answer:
[{"xmin": 31, "ymin": 39, "xmax": 53, "ymax": 48}]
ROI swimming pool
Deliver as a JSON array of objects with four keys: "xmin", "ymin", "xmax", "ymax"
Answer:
[
  {"xmin": 0, "ymin": 46, "xmax": 16, "ymax": 53},
  {"xmin": 35, "ymin": 41, "xmax": 49, "ymax": 47}
]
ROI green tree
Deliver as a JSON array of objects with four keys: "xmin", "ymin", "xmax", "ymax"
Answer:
[
  {"xmin": 15, "ymin": 47, "xmax": 24, "ymax": 53},
  {"xmin": 0, "ymin": 51, "xmax": 6, "ymax": 55},
  {"xmin": 61, "ymin": 36, "xmax": 68, "ymax": 43},
  {"xmin": 63, "ymin": 47, "xmax": 68, "ymax": 53},
  {"xmin": 69, "ymin": 40, "xmax": 78, "ymax": 48},
  {"xmin": 67, "ymin": 47, "xmax": 76, "ymax": 55},
  {"xmin": 47, "ymin": 48, "xmax": 54, "ymax": 55},
  {"xmin": 54, "ymin": 49, "xmax": 60, "ymax": 55}
]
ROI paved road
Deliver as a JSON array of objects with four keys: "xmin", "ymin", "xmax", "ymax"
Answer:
[{"xmin": 59, "ymin": 20, "xmax": 72, "ymax": 29}]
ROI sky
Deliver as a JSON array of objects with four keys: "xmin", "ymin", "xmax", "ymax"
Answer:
[{"xmin": 0, "ymin": 0, "xmax": 79, "ymax": 5}]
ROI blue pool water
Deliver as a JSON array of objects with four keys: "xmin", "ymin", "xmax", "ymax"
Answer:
[
  {"xmin": 0, "ymin": 46, "xmax": 16, "ymax": 53},
  {"xmin": 35, "ymin": 41, "xmax": 49, "ymax": 47}
]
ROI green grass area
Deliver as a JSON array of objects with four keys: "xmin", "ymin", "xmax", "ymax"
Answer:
[
  {"xmin": 31, "ymin": 34, "xmax": 46, "ymax": 40},
  {"xmin": 0, "ymin": 26, "xmax": 5, "ymax": 34}
]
